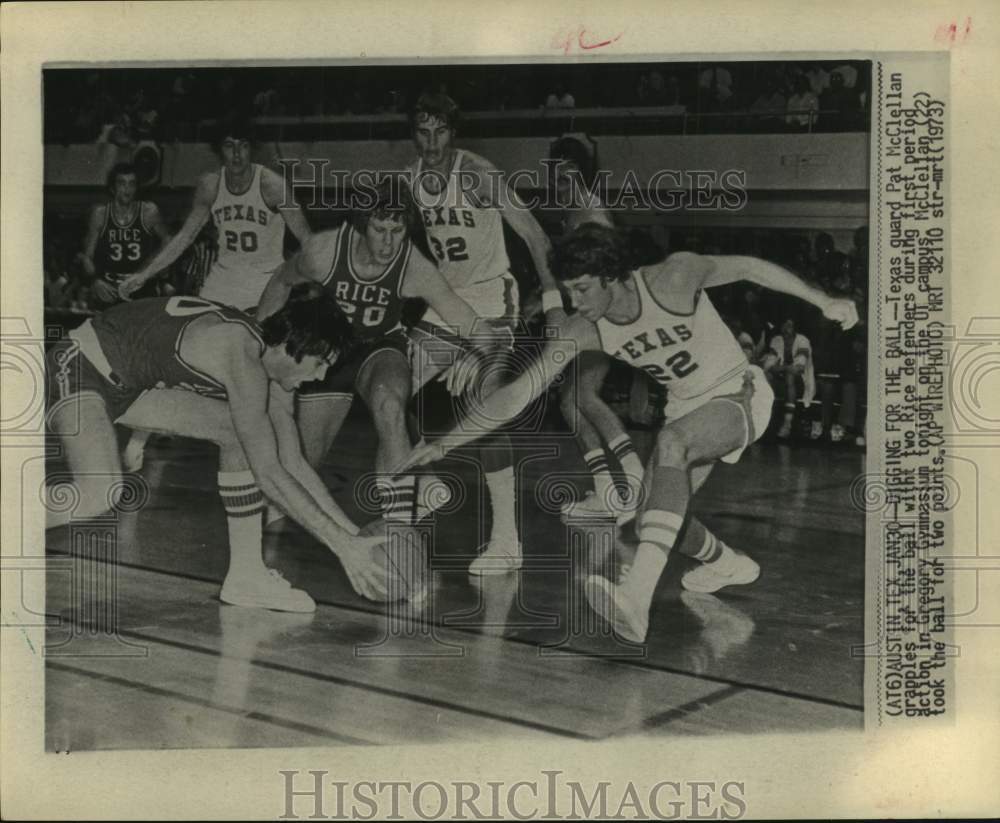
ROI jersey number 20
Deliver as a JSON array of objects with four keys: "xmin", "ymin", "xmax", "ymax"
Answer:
[{"xmin": 224, "ymin": 230, "xmax": 259, "ymax": 253}]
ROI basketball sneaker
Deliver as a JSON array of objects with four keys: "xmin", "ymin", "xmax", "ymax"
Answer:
[
  {"xmin": 584, "ymin": 573, "xmax": 649, "ymax": 643},
  {"xmin": 220, "ymin": 568, "xmax": 316, "ymax": 613},
  {"xmin": 468, "ymin": 540, "xmax": 522, "ymax": 576},
  {"xmin": 810, "ymin": 421, "xmax": 824, "ymax": 440},
  {"xmin": 830, "ymin": 423, "xmax": 846, "ymax": 443},
  {"xmin": 561, "ymin": 489, "xmax": 639, "ymax": 527},
  {"xmin": 681, "ymin": 548, "xmax": 760, "ymax": 594}
]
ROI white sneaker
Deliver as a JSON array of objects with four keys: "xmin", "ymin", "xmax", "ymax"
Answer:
[
  {"xmin": 561, "ymin": 490, "xmax": 614, "ymax": 519},
  {"xmin": 777, "ymin": 418, "xmax": 793, "ymax": 439},
  {"xmin": 810, "ymin": 421, "xmax": 824, "ymax": 440},
  {"xmin": 584, "ymin": 574, "xmax": 649, "ymax": 643},
  {"xmin": 681, "ymin": 551, "xmax": 760, "ymax": 594},
  {"xmin": 220, "ymin": 568, "xmax": 316, "ymax": 613},
  {"xmin": 830, "ymin": 423, "xmax": 846, "ymax": 443},
  {"xmin": 468, "ymin": 540, "xmax": 522, "ymax": 576}
]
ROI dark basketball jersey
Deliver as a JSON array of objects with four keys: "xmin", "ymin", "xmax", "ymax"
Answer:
[
  {"xmin": 320, "ymin": 225, "xmax": 412, "ymax": 342},
  {"xmin": 94, "ymin": 201, "xmax": 159, "ymax": 285},
  {"xmin": 92, "ymin": 296, "xmax": 263, "ymax": 399}
]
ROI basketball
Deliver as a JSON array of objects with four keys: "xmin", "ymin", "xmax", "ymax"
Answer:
[{"xmin": 359, "ymin": 518, "xmax": 431, "ymax": 603}]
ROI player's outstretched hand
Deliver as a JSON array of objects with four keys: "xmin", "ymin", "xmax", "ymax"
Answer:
[
  {"xmin": 395, "ymin": 442, "xmax": 447, "ymax": 473},
  {"xmin": 440, "ymin": 349, "xmax": 482, "ymax": 396},
  {"xmin": 823, "ymin": 297, "xmax": 860, "ymax": 330},
  {"xmin": 334, "ymin": 535, "xmax": 386, "ymax": 600},
  {"xmin": 118, "ymin": 272, "xmax": 148, "ymax": 301},
  {"xmin": 91, "ymin": 279, "xmax": 118, "ymax": 304}
]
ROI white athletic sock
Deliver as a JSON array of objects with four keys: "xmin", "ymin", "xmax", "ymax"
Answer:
[
  {"xmin": 583, "ymin": 448, "xmax": 616, "ymax": 508},
  {"xmin": 485, "ymin": 466, "xmax": 519, "ymax": 549},
  {"xmin": 381, "ymin": 474, "xmax": 417, "ymax": 524},
  {"xmin": 218, "ymin": 470, "xmax": 266, "ymax": 580},
  {"xmin": 608, "ymin": 434, "xmax": 644, "ymax": 504},
  {"xmin": 627, "ymin": 543, "xmax": 669, "ymax": 603}
]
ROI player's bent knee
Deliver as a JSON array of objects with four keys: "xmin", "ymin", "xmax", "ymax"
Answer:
[
  {"xmin": 370, "ymin": 385, "xmax": 408, "ymax": 428},
  {"xmin": 656, "ymin": 427, "xmax": 692, "ymax": 467}
]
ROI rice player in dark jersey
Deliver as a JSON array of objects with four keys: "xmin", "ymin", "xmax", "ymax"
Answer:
[
  {"xmin": 400, "ymin": 223, "xmax": 859, "ymax": 642},
  {"xmin": 258, "ymin": 181, "xmax": 492, "ymax": 526},
  {"xmin": 45, "ymin": 284, "xmax": 385, "ymax": 611},
  {"xmin": 79, "ymin": 162, "xmax": 170, "ymax": 309}
]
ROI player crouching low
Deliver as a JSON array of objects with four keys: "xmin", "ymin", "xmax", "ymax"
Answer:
[
  {"xmin": 45, "ymin": 284, "xmax": 385, "ymax": 611},
  {"xmin": 399, "ymin": 223, "xmax": 859, "ymax": 642}
]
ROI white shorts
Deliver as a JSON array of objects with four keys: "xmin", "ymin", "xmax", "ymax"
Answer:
[
  {"xmin": 664, "ymin": 364, "xmax": 774, "ymax": 464},
  {"xmin": 420, "ymin": 273, "xmax": 519, "ymax": 326}
]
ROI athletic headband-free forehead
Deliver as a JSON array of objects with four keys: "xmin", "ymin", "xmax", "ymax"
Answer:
[{"xmin": 414, "ymin": 112, "xmax": 451, "ymax": 129}]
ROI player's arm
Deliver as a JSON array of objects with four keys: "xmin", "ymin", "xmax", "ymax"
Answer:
[
  {"xmin": 142, "ymin": 201, "xmax": 172, "ymax": 247},
  {"xmin": 400, "ymin": 249, "xmax": 481, "ymax": 339},
  {"xmin": 398, "ymin": 315, "xmax": 595, "ymax": 471},
  {"xmin": 266, "ymin": 382, "xmax": 361, "ymax": 535},
  {"xmin": 467, "ymin": 152, "xmax": 557, "ymax": 291},
  {"xmin": 119, "ymin": 172, "xmax": 217, "ymax": 298},
  {"xmin": 688, "ymin": 252, "xmax": 858, "ymax": 329},
  {"xmin": 257, "ymin": 229, "xmax": 338, "ymax": 320},
  {"xmin": 78, "ymin": 204, "xmax": 104, "ymax": 280},
  {"xmin": 261, "ymin": 166, "xmax": 312, "ymax": 246}
]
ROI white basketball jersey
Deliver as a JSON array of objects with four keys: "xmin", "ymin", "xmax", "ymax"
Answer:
[
  {"xmin": 411, "ymin": 151, "xmax": 510, "ymax": 290},
  {"xmin": 595, "ymin": 269, "xmax": 747, "ymax": 400},
  {"xmin": 201, "ymin": 164, "xmax": 286, "ymax": 310}
]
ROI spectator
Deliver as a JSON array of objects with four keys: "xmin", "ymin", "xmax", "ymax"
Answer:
[
  {"xmin": 820, "ymin": 70, "xmax": 860, "ymax": 130},
  {"xmin": 749, "ymin": 75, "xmax": 786, "ymax": 131},
  {"xmin": 805, "ymin": 63, "xmax": 830, "ymax": 97},
  {"xmin": 544, "ymin": 80, "xmax": 575, "ymax": 109},
  {"xmin": 698, "ymin": 64, "xmax": 734, "ymax": 111},
  {"xmin": 762, "ymin": 317, "xmax": 816, "ymax": 439},
  {"xmin": 786, "ymin": 74, "xmax": 819, "ymax": 129}
]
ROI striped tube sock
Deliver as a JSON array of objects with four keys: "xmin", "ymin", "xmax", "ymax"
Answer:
[
  {"xmin": 627, "ymin": 509, "xmax": 684, "ymax": 602},
  {"xmin": 673, "ymin": 518, "xmax": 723, "ymax": 564},
  {"xmin": 380, "ymin": 475, "xmax": 417, "ymax": 523},
  {"xmin": 608, "ymin": 434, "xmax": 644, "ymax": 505},
  {"xmin": 218, "ymin": 470, "xmax": 266, "ymax": 579},
  {"xmin": 583, "ymin": 448, "xmax": 615, "ymax": 507}
]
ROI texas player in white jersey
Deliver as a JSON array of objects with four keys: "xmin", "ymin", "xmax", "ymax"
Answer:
[
  {"xmin": 405, "ymin": 92, "xmax": 558, "ymax": 575},
  {"xmin": 119, "ymin": 114, "xmax": 311, "ymax": 310},
  {"xmin": 400, "ymin": 222, "xmax": 859, "ymax": 642}
]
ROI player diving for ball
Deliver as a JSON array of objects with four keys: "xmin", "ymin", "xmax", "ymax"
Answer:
[
  {"xmin": 257, "ymin": 179, "xmax": 495, "ymax": 526},
  {"xmin": 45, "ymin": 284, "xmax": 385, "ymax": 611},
  {"xmin": 400, "ymin": 222, "xmax": 860, "ymax": 642},
  {"xmin": 406, "ymin": 92, "xmax": 559, "ymax": 574}
]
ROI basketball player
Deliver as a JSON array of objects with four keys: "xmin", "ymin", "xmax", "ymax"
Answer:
[
  {"xmin": 407, "ymin": 92, "xmax": 557, "ymax": 574},
  {"xmin": 79, "ymin": 161, "xmax": 171, "ymax": 309},
  {"xmin": 45, "ymin": 284, "xmax": 385, "ymax": 610},
  {"xmin": 118, "ymin": 113, "xmax": 311, "ymax": 311},
  {"xmin": 545, "ymin": 138, "xmax": 647, "ymax": 523},
  {"xmin": 257, "ymin": 181, "xmax": 489, "ymax": 525},
  {"xmin": 400, "ymin": 223, "xmax": 859, "ymax": 641}
]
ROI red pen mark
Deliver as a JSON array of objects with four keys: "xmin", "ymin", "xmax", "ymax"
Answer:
[
  {"xmin": 934, "ymin": 16, "xmax": 972, "ymax": 46},
  {"xmin": 552, "ymin": 24, "xmax": 623, "ymax": 55}
]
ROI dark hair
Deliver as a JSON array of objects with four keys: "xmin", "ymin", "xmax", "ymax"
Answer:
[
  {"xmin": 259, "ymin": 282, "xmax": 354, "ymax": 362},
  {"xmin": 349, "ymin": 178, "xmax": 435, "ymax": 264},
  {"xmin": 551, "ymin": 222, "xmax": 632, "ymax": 283},
  {"xmin": 211, "ymin": 111, "xmax": 256, "ymax": 152},
  {"xmin": 549, "ymin": 136, "xmax": 597, "ymax": 188},
  {"xmin": 409, "ymin": 91, "xmax": 460, "ymax": 132},
  {"xmin": 106, "ymin": 162, "xmax": 138, "ymax": 191}
]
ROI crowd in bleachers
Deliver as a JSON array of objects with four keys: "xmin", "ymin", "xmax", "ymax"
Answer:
[{"xmin": 44, "ymin": 60, "xmax": 870, "ymax": 145}]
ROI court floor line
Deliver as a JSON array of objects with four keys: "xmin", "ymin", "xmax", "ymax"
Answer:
[
  {"xmin": 45, "ymin": 612, "xmax": 599, "ymax": 742},
  {"xmin": 46, "ymin": 549, "xmax": 864, "ymax": 714},
  {"xmin": 640, "ymin": 685, "xmax": 745, "ymax": 731},
  {"xmin": 47, "ymin": 660, "xmax": 375, "ymax": 747}
]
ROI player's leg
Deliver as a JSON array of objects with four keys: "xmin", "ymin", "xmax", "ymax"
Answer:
[
  {"xmin": 559, "ymin": 352, "xmax": 620, "ymax": 518},
  {"xmin": 467, "ymin": 344, "xmax": 522, "ymax": 574},
  {"xmin": 356, "ymin": 346, "xmax": 421, "ymax": 523},
  {"xmin": 297, "ymin": 395, "xmax": 353, "ymax": 469},
  {"xmin": 46, "ymin": 394, "xmax": 125, "ymax": 530},
  {"xmin": 586, "ymin": 400, "xmax": 748, "ymax": 642},
  {"xmin": 118, "ymin": 389, "xmax": 313, "ymax": 612}
]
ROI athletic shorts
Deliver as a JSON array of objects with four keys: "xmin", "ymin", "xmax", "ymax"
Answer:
[
  {"xmin": 298, "ymin": 330, "xmax": 410, "ymax": 401},
  {"xmin": 45, "ymin": 339, "xmax": 141, "ymax": 425},
  {"xmin": 662, "ymin": 364, "xmax": 774, "ymax": 464}
]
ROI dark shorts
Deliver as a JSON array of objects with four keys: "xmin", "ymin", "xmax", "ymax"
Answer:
[
  {"xmin": 298, "ymin": 330, "xmax": 410, "ymax": 400},
  {"xmin": 45, "ymin": 339, "xmax": 141, "ymax": 426}
]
